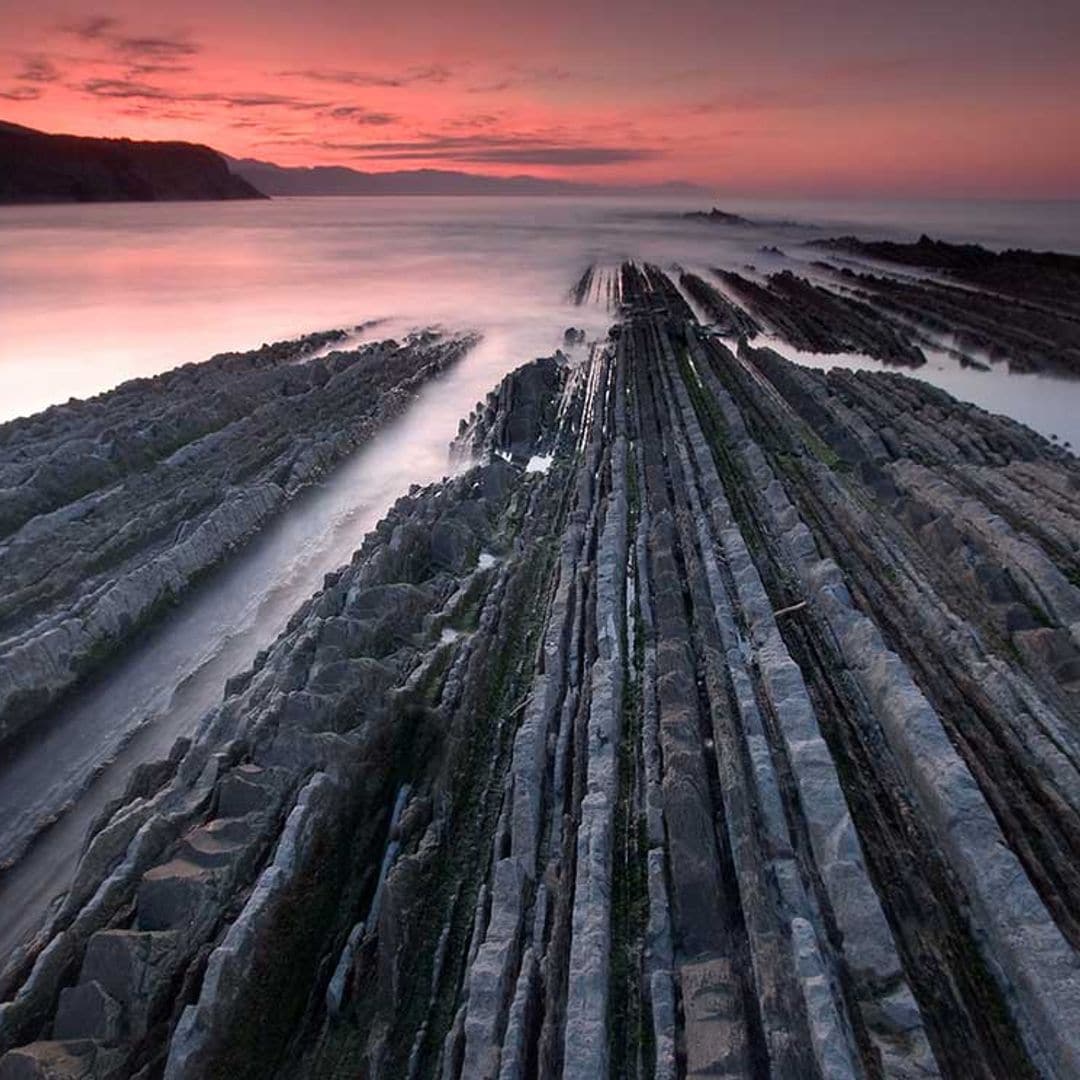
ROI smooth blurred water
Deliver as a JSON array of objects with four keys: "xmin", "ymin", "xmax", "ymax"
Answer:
[{"xmin": 1, "ymin": 194, "xmax": 1077, "ymax": 436}]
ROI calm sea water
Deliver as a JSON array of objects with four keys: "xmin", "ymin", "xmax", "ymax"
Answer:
[
  {"xmin": 1, "ymin": 195, "xmax": 1078, "ymax": 954},
  {"xmin": 1, "ymin": 195, "xmax": 1078, "ymax": 442}
]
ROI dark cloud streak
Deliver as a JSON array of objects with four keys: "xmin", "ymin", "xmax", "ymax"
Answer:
[
  {"xmin": 466, "ymin": 65, "xmax": 571, "ymax": 93},
  {"xmin": 280, "ymin": 133, "xmax": 662, "ymax": 166},
  {"xmin": 77, "ymin": 77, "xmax": 398, "ymax": 125},
  {"xmin": 329, "ymin": 105, "xmax": 397, "ymax": 124},
  {"xmin": 61, "ymin": 15, "xmax": 119, "ymax": 41},
  {"xmin": 113, "ymin": 36, "xmax": 200, "ymax": 60},
  {"xmin": 16, "ymin": 56, "xmax": 60, "ymax": 84},
  {"xmin": 79, "ymin": 78, "xmax": 325, "ymax": 109},
  {"xmin": 57, "ymin": 15, "xmax": 201, "ymax": 77},
  {"xmin": 0, "ymin": 86, "xmax": 42, "ymax": 101},
  {"xmin": 281, "ymin": 65, "xmax": 452, "ymax": 88}
]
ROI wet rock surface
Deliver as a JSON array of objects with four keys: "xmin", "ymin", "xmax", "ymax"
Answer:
[{"xmin": 3, "ymin": 249, "xmax": 1080, "ymax": 1079}]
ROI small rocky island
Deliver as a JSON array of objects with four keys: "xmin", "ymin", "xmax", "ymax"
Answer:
[
  {"xmin": 1, "ymin": 245, "xmax": 1079, "ymax": 1080},
  {"xmin": 0, "ymin": 122, "xmax": 265, "ymax": 204}
]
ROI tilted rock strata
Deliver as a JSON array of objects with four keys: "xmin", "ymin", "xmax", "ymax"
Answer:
[
  {"xmin": 3, "ymin": 264, "xmax": 1080, "ymax": 1079},
  {"xmin": 808, "ymin": 236, "xmax": 1080, "ymax": 376},
  {"xmin": 0, "ymin": 329, "xmax": 475, "ymax": 749},
  {"xmin": 678, "ymin": 272, "xmax": 761, "ymax": 339},
  {"xmin": 711, "ymin": 268, "xmax": 927, "ymax": 366},
  {"xmin": 811, "ymin": 234, "xmax": 1080, "ymax": 319},
  {"xmin": 0, "ymin": 376, "xmax": 556, "ymax": 1076}
]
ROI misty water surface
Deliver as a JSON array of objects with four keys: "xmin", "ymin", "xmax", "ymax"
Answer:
[{"xmin": 2, "ymin": 195, "xmax": 1078, "ymax": 438}]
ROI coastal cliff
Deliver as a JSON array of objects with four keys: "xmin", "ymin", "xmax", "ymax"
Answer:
[
  {"xmin": 0, "ymin": 122, "xmax": 265, "ymax": 204},
  {"xmin": 2, "ymin": 262, "xmax": 1078, "ymax": 1079}
]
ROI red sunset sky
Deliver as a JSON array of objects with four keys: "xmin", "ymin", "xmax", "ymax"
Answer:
[{"xmin": 2, "ymin": 0, "xmax": 1078, "ymax": 197}]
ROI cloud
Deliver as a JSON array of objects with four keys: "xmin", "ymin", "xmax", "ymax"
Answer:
[
  {"xmin": 16, "ymin": 56, "xmax": 60, "ymax": 84},
  {"xmin": 0, "ymin": 54, "xmax": 60, "ymax": 99},
  {"xmin": 78, "ymin": 78, "xmax": 330, "ymax": 111},
  {"xmin": 124, "ymin": 62, "xmax": 195, "ymax": 76},
  {"xmin": 467, "ymin": 66, "xmax": 571, "ymax": 93},
  {"xmin": 690, "ymin": 56, "xmax": 931, "ymax": 115},
  {"xmin": 281, "ymin": 65, "xmax": 452, "ymax": 88},
  {"xmin": 219, "ymin": 92, "xmax": 327, "ymax": 109},
  {"xmin": 445, "ymin": 112, "xmax": 505, "ymax": 130},
  {"xmin": 61, "ymin": 15, "xmax": 119, "ymax": 41},
  {"xmin": 0, "ymin": 86, "xmax": 42, "ymax": 101},
  {"xmin": 289, "ymin": 133, "xmax": 661, "ymax": 166},
  {"xmin": 462, "ymin": 147, "xmax": 659, "ymax": 165},
  {"xmin": 112, "ymin": 36, "xmax": 200, "ymax": 60},
  {"xmin": 116, "ymin": 104, "xmax": 206, "ymax": 121},
  {"xmin": 80, "ymin": 78, "xmax": 173, "ymax": 100},
  {"xmin": 75, "ymin": 77, "xmax": 398, "ymax": 126},
  {"xmin": 57, "ymin": 16, "xmax": 200, "ymax": 75},
  {"xmin": 328, "ymin": 105, "xmax": 398, "ymax": 125}
]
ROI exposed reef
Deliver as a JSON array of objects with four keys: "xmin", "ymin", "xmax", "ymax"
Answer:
[
  {"xmin": 812, "ymin": 235, "xmax": 1080, "ymax": 316},
  {"xmin": 3, "ymin": 260, "xmax": 1079, "ymax": 1080},
  {"xmin": 0, "ymin": 328, "xmax": 476, "ymax": 758},
  {"xmin": 712, "ymin": 268, "xmax": 927, "ymax": 366},
  {"xmin": 809, "ymin": 236, "xmax": 1080, "ymax": 375},
  {"xmin": 678, "ymin": 271, "xmax": 761, "ymax": 338}
]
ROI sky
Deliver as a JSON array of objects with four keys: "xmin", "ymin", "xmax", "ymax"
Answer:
[{"xmin": 1, "ymin": 0, "xmax": 1078, "ymax": 197}]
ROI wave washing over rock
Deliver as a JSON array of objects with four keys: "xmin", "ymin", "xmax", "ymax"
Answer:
[{"xmin": 1, "ymin": 254, "xmax": 1080, "ymax": 1079}]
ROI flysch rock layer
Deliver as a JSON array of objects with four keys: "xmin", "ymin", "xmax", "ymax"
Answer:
[
  {"xmin": 807, "ymin": 236, "xmax": 1080, "ymax": 377},
  {"xmin": 3, "ymin": 259, "xmax": 1080, "ymax": 1080},
  {"xmin": 0, "ymin": 327, "xmax": 475, "ymax": 751}
]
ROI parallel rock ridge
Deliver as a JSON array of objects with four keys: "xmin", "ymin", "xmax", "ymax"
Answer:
[
  {"xmin": 2, "ymin": 261, "xmax": 1080, "ymax": 1080},
  {"xmin": 807, "ymin": 235, "xmax": 1080, "ymax": 376},
  {"xmin": 0, "ymin": 327, "xmax": 475, "ymax": 754},
  {"xmin": 673, "ymin": 222, "xmax": 1080, "ymax": 378}
]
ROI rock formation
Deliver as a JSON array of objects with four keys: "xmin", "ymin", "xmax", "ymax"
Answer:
[
  {"xmin": 812, "ymin": 235, "xmax": 1080, "ymax": 317},
  {"xmin": 711, "ymin": 268, "xmax": 927, "ymax": 366},
  {"xmin": 679, "ymin": 272, "xmax": 761, "ymax": 338},
  {"xmin": 0, "ymin": 328, "xmax": 476, "ymax": 759},
  {"xmin": 809, "ymin": 236, "xmax": 1080, "ymax": 375},
  {"xmin": 2, "ymin": 260, "xmax": 1079, "ymax": 1079}
]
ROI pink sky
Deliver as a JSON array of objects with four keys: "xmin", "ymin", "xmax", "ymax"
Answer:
[{"xmin": 2, "ymin": 0, "xmax": 1078, "ymax": 196}]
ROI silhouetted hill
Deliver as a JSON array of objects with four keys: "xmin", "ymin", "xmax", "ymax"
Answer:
[
  {"xmin": 0, "ymin": 122, "xmax": 265, "ymax": 204},
  {"xmin": 228, "ymin": 155, "xmax": 708, "ymax": 198}
]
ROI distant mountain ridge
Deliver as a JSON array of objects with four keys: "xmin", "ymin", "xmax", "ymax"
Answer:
[
  {"xmin": 0, "ymin": 122, "xmax": 264, "ymax": 204},
  {"xmin": 0, "ymin": 119, "xmax": 709, "ymax": 202},
  {"xmin": 227, "ymin": 155, "xmax": 709, "ymax": 198}
]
